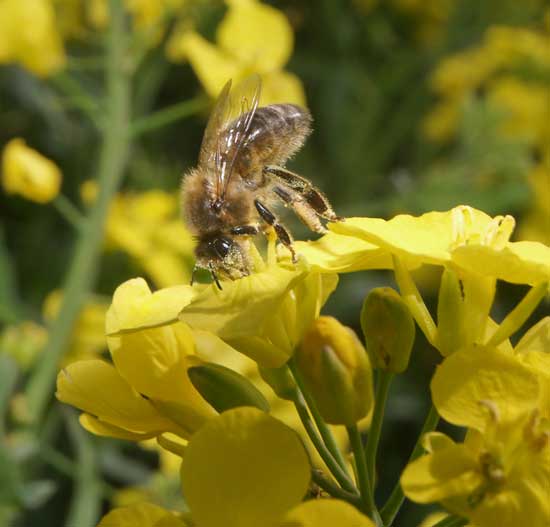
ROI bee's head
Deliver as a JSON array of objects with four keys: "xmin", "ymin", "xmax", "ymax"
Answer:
[{"xmin": 195, "ymin": 234, "xmax": 250, "ymax": 286}]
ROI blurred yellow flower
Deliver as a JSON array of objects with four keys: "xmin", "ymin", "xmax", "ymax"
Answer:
[
  {"xmin": 0, "ymin": 321, "xmax": 47, "ymax": 369},
  {"xmin": 98, "ymin": 502, "xmax": 188, "ymax": 527},
  {"xmin": 167, "ymin": 0, "xmax": 306, "ymax": 106},
  {"xmin": 0, "ymin": 0, "xmax": 65, "ymax": 76},
  {"xmin": 82, "ymin": 183, "xmax": 195, "ymax": 287},
  {"xmin": 2, "ymin": 138, "xmax": 62, "ymax": 203},
  {"xmin": 43, "ymin": 290, "xmax": 108, "ymax": 365}
]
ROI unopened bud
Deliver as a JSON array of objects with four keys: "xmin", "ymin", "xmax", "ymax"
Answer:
[
  {"xmin": 259, "ymin": 365, "xmax": 297, "ymax": 400},
  {"xmin": 188, "ymin": 363, "xmax": 270, "ymax": 413},
  {"xmin": 297, "ymin": 316, "xmax": 373, "ymax": 425},
  {"xmin": 361, "ymin": 287, "xmax": 415, "ymax": 373}
]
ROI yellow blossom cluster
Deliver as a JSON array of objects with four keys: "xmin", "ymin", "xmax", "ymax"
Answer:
[
  {"xmin": 423, "ymin": 21, "xmax": 550, "ymax": 243},
  {"xmin": 55, "ymin": 204, "xmax": 550, "ymax": 527}
]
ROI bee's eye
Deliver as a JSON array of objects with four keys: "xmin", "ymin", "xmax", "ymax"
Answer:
[{"xmin": 212, "ymin": 237, "xmax": 232, "ymax": 258}]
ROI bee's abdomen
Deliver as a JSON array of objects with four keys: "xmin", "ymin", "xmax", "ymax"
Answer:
[{"xmin": 239, "ymin": 104, "xmax": 312, "ymax": 172}]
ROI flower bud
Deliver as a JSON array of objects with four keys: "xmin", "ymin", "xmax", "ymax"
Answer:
[
  {"xmin": 297, "ymin": 316, "xmax": 373, "ymax": 425},
  {"xmin": 2, "ymin": 138, "xmax": 62, "ymax": 203},
  {"xmin": 188, "ymin": 363, "xmax": 270, "ymax": 413},
  {"xmin": 361, "ymin": 287, "xmax": 415, "ymax": 373},
  {"xmin": 258, "ymin": 365, "xmax": 297, "ymax": 400}
]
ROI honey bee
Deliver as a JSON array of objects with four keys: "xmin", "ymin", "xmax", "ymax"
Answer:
[{"xmin": 182, "ymin": 76, "xmax": 341, "ymax": 288}]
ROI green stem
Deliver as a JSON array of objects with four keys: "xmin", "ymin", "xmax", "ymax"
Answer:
[
  {"xmin": 53, "ymin": 194, "xmax": 84, "ymax": 229},
  {"xmin": 486, "ymin": 281, "xmax": 548, "ymax": 347},
  {"xmin": 25, "ymin": 0, "xmax": 132, "ymax": 427},
  {"xmin": 64, "ymin": 409, "xmax": 102, "ymax": 527},
  {"xmin": 311, "ymin": 469, "xmax": 362, "ymax": 507},
  {"xmin": 365, "ymin": 371, "xmax": 393, "ymax": 497},
  {"xmin": 291, "ymin": 389, "xmax": 357, "ymax": 494},
  {"xmin": 347, "ymin": 425, "xmax": 382, "ymax": 526},
  {"xmin": 288, "ymin": 359, "xmax": 351, "ymax": 475},
  {"xmin": 130, "ymin": 95, "xmax": 209, "ymax": 137},
  {"xmin": 431, "ymin": 515, "xmax": 469, "ymax": 527},
  {"xmin": 380, "ymin": 403, "xmax": 440, "ymax": 526}
]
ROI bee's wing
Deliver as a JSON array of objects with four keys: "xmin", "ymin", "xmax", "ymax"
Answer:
[{"xmin": 199, "ymin": 75, "xmax": 262, "ymax": 199}]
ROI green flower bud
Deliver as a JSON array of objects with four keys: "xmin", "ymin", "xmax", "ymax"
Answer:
[
  {"xmin": 188, "ymin": 363, "xmax": 270, "ymax": 413},
  {"xmin": 258, "ymin": 365, "xmax": 297, "ymax": 400},
  {"xmin": 297, "ymin": 316, "xmax": 373, "ymax": 425},
  {"xmin": 361, "ymin": 287, "xmax": 415, "ymax": 373}
]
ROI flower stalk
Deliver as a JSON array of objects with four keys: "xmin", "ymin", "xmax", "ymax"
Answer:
[{"xmin": 25, "ymin": 0, "xmax": 132, "ymax": 427}]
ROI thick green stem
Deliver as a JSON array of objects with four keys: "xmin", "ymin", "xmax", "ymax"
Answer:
[
  {"xmin": 291, "ymin": 389, "xmax": 357, "ymax": 494},
  {"xmin": 288, "ymin": 359, "xmax": 351, "ymax": 475},
  {"xmin": 347, "ymin": 425, "xmax": 382, "ymax": 526},
  {"xmin": 64, "ymin": 409, "xmax": 102, "ymax": 527},
  {"xmin": 380, "ymin": 403, "xmax": 440, "ymax": 526},
  {"xmin": 25, "ymin": 0, "xmax": 132, "ymax": 427},
  {"xmin": 365, "ymin": 371, "xmax": 393, "ymax": 496},
  {"xmin": 431, "ymin": 515, "xmax": 468, "ymax": 527}
]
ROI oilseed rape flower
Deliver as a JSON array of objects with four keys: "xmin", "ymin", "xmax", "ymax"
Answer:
[
  {"xmin": 2, "ymin": 138, "xmax": 62, "ymax": 203},
  {"xmin": 56, "ymin": 278, "xmax": 217, "ymax": 441},
  {"xmin": 402, "ymin": 344, "xmax": 550, "ymax": 527},
  {"xmin": 0, "ymin": 0, "xmax": 65, "ymax": 76},
  {"xmin": 99, "ymin": 408, "xmax": 375, "ymax": 527},
  {"xmin": 167, "ymin": 0, "xmax": 306, "ymax": 106}
]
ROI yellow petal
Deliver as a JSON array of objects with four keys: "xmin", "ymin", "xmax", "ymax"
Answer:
[
  {"xmin": 288, "ymin": 231, "xmax": 394, "ymax": 274},
  {"xmin": 97, "ymin": 502, "xmax": 187, "ymax": 527},
  {"xmin": 217, "ymin": 0, "xmax": 293, "ymax": 71},
  {"xmin": 56, "ymin": 360, "xmax": 176, "ymax": 435},
  {"xmin": 452, "ymin": 241, "xmax": 550, "ymax": 285},
  {"xmin": 280, "ymin": 499, "xmax": 375, "ymax": 526},
  {"xmin": 179, "ymin": 262, "xmax": 307, "ymax": 341},
  {"xmin": 167, "ymin": 30, "xmax": 241, "ymax": 97},
  {"xmin": 106, "ymin": 278, "xmax": 196, "ymax": 335},
  {"xmin": 79, "ymin": 414, "xmax": 159, "ymax": 441},
  {"xmin": 431, "ymin": 346, "xmax": 540, "ymax": 430},
  {"xmin": 330, "ymin": 208, "xmax": 495, "ymax": 266},
  {"xmin": 2, "ymin": 138, "xmax": 62, "ymax": 203},
  {"xmin": 181, "ymin": 407, "xmax": 310, "ymax": 527},
  {"xmin": 421, "ymin": 432, "xmax": 456, "ymax": 453},
  {"xmin": 515, "ymin": 316, "xmax": 550, "ymax": 355},
  {"xmin": 260, "ymin": 71, "xmax": 307, "ymax": 106},
  {"xmin": 401, "ymin": 444, "xmax": 481, "ymax": 503}
]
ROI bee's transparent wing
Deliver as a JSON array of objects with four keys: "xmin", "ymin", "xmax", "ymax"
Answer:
[{"xmin": 198, "ymin": 75, "xmax": 262, "ymax": 200}]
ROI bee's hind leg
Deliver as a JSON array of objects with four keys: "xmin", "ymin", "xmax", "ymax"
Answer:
[
  {"xmin": 273, "ymin": 186, "xmax": 327, "ymax": 234},
  {"xmin": 263, "ymin": 165, "xmax": 343, "ymax": 223},
  {"xmin": 254, "ymin": 199, "xmax": 297, "ymax": 263}
]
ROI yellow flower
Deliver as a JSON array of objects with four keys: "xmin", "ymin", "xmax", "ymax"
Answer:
[
  {"xmin": 179, "ymin": 260, "xmax": 337, "ymax": 367},
  {"xmin": 98, "ymin": 410, "xmax": 374, "ymax": 527},
  {"xmin": 2, "ymin": 139, "xmax": 62, "ymax": 203},
  {"xmin": 0, "ymin": 0, "xmax": 65, "ymax": 76},
  {"xmin": 169, "ymin": 407, "xmax": 375, "ymax": 527},
  {"xmin": 167, "ymin": 0, "xmax": 306, "ymax": 106},
  {"xmin": 56, "ymin": 278, "xmax": 217, "ymax": 442},
  {"xmin": 402, "ymin": 345, "xmax": 549, "ymax": 527},
  {"xmin": 43, "ymin": 290, "xmax": 108, "ymax": 365},
  {"xmin": 82, "ymin": 184, "xmax": 195, "ymax": 287}
]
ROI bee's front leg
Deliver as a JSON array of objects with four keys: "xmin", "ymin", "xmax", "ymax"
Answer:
[{"xmin": 254, "ymin": 199, "xmax": 297, "ymax": 263}]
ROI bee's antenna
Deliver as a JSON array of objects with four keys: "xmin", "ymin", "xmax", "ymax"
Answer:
[{"xmin": 208, "ymin": 262, "xmax": 223, "ymax": 290}]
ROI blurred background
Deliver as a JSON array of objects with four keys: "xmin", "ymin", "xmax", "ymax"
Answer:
[{"xmin": 0, "ymin": 1, "xmax": 548, "ymax": 526}]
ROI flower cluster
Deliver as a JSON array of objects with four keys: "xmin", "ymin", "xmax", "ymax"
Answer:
[
  {"xmin": 424, "ymin": 20, "xmax": 550, "ymax": 243},
  {"xmin": 56, "ymin": 205, "xmax": 550, "ymax": 527}
]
